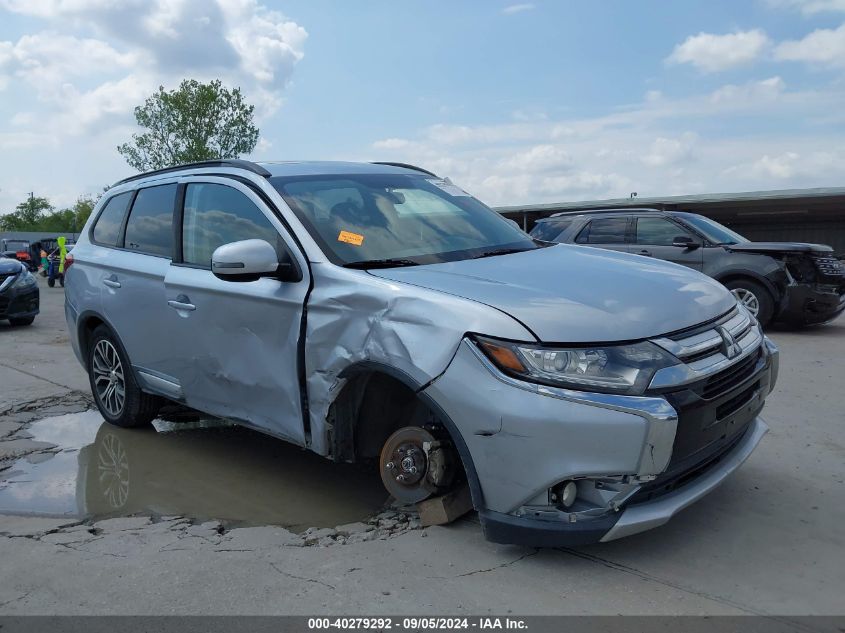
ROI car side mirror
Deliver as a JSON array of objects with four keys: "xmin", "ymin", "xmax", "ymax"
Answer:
[
  {"xmin": 211, "ymin": 239, "xmax": 301, "ymax": 282},
  {"xmin": 672, "ymin": 235, "xmax": 700, "ymax": 249}
]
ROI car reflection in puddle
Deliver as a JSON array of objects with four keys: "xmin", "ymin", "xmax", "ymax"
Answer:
[{"xmin": 0, "ymin": 411, "xmax": 389, "ymax": 532}]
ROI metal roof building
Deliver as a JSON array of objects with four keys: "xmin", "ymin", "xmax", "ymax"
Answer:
[{"xmin": 496, "ymin": 186, "xmax": 845, "ymax": 255}]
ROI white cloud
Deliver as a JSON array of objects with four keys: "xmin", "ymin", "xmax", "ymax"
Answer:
[
  {"xmin": 0, "ymin": 0, "xmax": 307, "ymax": 213},
  {"xmin": 641, "ymin": 133, "xmax": 698, "ymax": 167},
  {"xmin": 765, "ymin": 0, "xmax": 845, "ymax": 14},
  {"xmin": 368, "ymin": 79, "xmax": 845, "ymax": 206},
  {"xmin": 373, "ymin": 138, "xmax": 413, "ymax": 150},
  {"xmin": 498, "ymin": 145, "xmax": 572, "ymax": 172},
  {"xmin": 1, "ymin": 32, "xmax": 140, "ymax": 92},
  {"xmin": 667, "ymin": 29, "xmax": 770, "ymax": 72},
  {"xmin": 501, "ymin": 4, "xmax": 535, "ymax": 15},
  {"xmin": 775, "ymin": 23, "xmax": 845, "ymax": 67},
  {"xmin": 709, "ymin": 76, "xmax": 786, "ymax": 104}
]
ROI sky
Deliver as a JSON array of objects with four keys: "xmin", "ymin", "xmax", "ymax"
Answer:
[{"xmin": 1, "ymin": 0, "xmax": 844, "ymax": 215}]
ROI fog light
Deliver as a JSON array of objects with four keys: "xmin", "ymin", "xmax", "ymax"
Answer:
[{"xmin": 552, "ymin": 480, "xmax": 578, "ymax": 509}]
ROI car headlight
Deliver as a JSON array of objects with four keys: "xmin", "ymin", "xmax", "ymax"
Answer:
[
  {"xmin": 473, "ymin": 335, "xmax": 677, "ymax": 395},
  {"xmin": 11, "ymin": 270, "xmax": 37, "ymax": 289}
]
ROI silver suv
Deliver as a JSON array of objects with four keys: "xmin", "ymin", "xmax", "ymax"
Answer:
[{"xmin": 65, "ymin": 159, "xmax": 779, "ymax": 545}]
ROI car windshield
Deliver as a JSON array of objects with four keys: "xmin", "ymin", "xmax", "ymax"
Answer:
[
  {"xmin": 678, "ymin": 214, "xmax": 749, "ymax": 245},
  {"xmin": 271, "ymin": 174, "xmax": 539, "ymax": 266}
]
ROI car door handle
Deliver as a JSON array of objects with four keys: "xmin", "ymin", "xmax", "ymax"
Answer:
[
  {"xmin": 103, "ymin": 278, "xmax": 121, "ymax": 288},
  {"xmin": 638, "ymin": 249, "xmax": 653, "ymax": 257},
  {"xmin": 167, "ymin": 300, "xmax": 196, "ymax": 311}
]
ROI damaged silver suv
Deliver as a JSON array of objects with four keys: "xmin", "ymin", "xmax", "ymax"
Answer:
[{"xmin": 65, "ymin": 160, "xmax": 779, "ymax": 546}]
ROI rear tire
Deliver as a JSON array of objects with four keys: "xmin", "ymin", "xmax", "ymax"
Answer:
[
  {"xmin": 724, "ymin": 279, "xmax": 774, "ymax": 327},
  {"xmin": 88, "ymin": 325, "xmax": 161, "ymax": 428},
  {"xmin": 9, "ymin": 316, "xmax": 35, "ymax": 326},
  {"xmin": 47, "ymin": 277, "xmax": 55, "ymax": 288}
]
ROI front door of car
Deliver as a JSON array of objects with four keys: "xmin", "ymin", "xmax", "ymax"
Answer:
[
  {"xmin": 632, "ymin": 216, "xmax": 704, "ymax": 270},
  {"xmin": 163, "ymin": 178, "xmax": 310, "ymax": 446},
  {"xmin": 574, "ymin": 216, "xmax": 632, "ymax": 253}
]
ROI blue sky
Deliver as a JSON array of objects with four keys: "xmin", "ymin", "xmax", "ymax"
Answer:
[{"xmin": 1, "ymin": 0, "xmax": 844, "ymax": 214}]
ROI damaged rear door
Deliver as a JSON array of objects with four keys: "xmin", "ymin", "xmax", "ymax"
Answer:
[{"xmin": 163, "ymin": 178, "xmax": 310, "ymax": 445}]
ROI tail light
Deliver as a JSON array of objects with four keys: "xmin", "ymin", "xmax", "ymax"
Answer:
[{"xmin": 64, "ymin": 253, "xmax": 74, "ymax": 270}]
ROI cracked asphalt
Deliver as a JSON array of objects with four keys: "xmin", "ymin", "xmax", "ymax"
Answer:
[{"xmin": 0, "ymin": 276, "xmax": 843, "ymax": 616}]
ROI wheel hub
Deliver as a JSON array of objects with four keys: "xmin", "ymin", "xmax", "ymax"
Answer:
[{"xmin": 380, "ymin": 427, "xmax": 440, "ymax": 503}]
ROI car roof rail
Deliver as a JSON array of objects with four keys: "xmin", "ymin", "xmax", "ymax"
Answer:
[
  {"xmin": 113, "ymin": 159, "xmax": 272, "ymax": 187},
  {"xmin": 370, "ymin": 162, "xmax": 438, "ymax": 177},
  {"xmin": 549, "ymin": 207, "xmax": 664, "ymax": 218}
]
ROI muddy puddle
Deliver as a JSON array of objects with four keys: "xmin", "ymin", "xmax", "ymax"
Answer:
[{"xmin": 0, "ymin": 411, "xmax": 389, "ymax": 531}]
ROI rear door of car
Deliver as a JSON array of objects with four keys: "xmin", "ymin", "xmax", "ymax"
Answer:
[
  {"xmin": 573, "ymin": 215, "xmax": 632, "ymax": 253},
  {"xmin": 632, "ymin": 215, "xmax": 704, "ymax": 270},
  {"xmin": 162, "ymin": 177, "xmax": 310, "ymax": 445},
  {"xmin": 98, "ymin": 182, "xmax": 179, "ymax": 382}
]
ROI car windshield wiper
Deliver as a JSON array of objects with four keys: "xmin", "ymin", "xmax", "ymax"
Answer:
[
  {"xmin": 343, "ymin": 258, "xmax": 421, "ymax": 269},
  {"xmin": 470, "ymin": 247, "xmax": 532, "ymax": 260}
]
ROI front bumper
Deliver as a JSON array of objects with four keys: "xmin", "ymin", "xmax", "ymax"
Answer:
[
  {"xmin": 480, "ymin": 416, "xmax": 768, "ymax": 546},
  {"xmin": 0, "ymin": 285, "xmax": 39, "ymax": 320},
  {"xmin": 424, "ymin": 336, "xmax": 773, "ymax": 547},
  {"xmin": 780, "ymin": 283, "xmax": 845, "ymax": 325}
]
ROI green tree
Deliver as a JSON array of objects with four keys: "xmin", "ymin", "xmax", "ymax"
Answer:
[
  {"xmin": 0, "ymin": 196, "xmax": 53, "ymax": 231},
  {"xmin": 117, "ymin": 79, "xmax": 260, "ymax": 172},
  {"xmin": 0, "ymin": 194, "xmax": 96, "ymax": 232}
]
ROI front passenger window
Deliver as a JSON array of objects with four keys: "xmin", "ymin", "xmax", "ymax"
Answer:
[
  {"xmin": 182, "ymin": 183, "xmax": 281, "ymax": 267},
  {"xmin": 635, "ymin": 217, "xmax": 692, "ymax": 246}
]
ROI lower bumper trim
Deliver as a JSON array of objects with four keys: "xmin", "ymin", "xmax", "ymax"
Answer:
[
  {"xmin": 479, "ymin": 508, "xmax": 621, "ymax": 547},
  {"xmin": 600, "ymin": 416, "xmax": 768, "ymax": 542}
]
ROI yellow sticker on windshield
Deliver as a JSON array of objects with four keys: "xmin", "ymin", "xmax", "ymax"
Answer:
[{"xmin": 338, "ymin": 230, "xmax": 364, "ymax": 246}]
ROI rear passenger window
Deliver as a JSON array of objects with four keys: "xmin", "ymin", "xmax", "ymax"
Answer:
[
  {"xmin": 91, "ymin": 192, "xmax": 133, "ymax": 246},
  {"xmin": 576, "ymin": 217, "xmax": 628, "ymax": 244},
  {"xmin": 124, "ymin": 184, "xmax": 176, "ymax": 257},
  {"xmin": 182, "ymin": 183, "xmax": 280, "ymax": 267},
  {"xmin": 531, "ymin": 219, "xmax": 572, "ymax": 241}
]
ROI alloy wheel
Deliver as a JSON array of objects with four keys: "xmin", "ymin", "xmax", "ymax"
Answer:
[
  {"xmin": 92, "ymin": 339, "xmax": 126, "ymax": 417},
  {"xmin": 731, "ymin": 288, "xmax": 760, "ymax": 317}
]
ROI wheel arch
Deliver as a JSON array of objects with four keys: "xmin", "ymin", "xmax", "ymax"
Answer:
[
  {"xmin": 713, "ymin": 269, "xmax": 780, "ymax": 301},
  {"xmin": 77, "ymin": 310, "xmax": 128, "ymax": 368},
  {"xmin": 332, "ymin": 360, "xmax": 484, "ymax": 510}
]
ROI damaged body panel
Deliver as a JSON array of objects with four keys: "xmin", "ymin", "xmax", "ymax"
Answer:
[{"xmin": 66, "ymin": 159, "xmax": 779, "ymax": 546}]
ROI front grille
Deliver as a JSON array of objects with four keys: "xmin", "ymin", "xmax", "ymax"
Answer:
[
  {"xmin": 649, "ymin": 307, "xmax": 770, "ymax": 480},
  {"xmin": 631, "ymin": 423, "xmax": 751, "ymax": 503},
  {"xmin": 702, "ymin": 348, "xmax": 761, "ymax": 399},
  {"xmin": 716, "ymin": 381, "xmax": 759, "ymax": 420},
  {"xmin": 812, "ymin": 255, "xmax": 844, "ymax": 277}
]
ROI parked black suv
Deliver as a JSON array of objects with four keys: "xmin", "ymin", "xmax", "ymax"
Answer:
[{"xmin": 531, "ymin": 208, "xmax": 845, "ymax": 327}]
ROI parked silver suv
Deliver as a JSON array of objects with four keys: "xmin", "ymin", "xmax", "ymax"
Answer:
[{"xmin": 65, "ymin": 160, "xmax": 779, "ymax": 545}]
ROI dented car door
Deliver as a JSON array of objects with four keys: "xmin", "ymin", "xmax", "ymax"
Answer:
[{"xmin": 163, "ymin": 177, "xmax": 310, "ymax": 445}]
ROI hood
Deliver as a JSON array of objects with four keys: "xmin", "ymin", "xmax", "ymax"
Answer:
[
  {"xmin": 0, "ymin": 257, "xmax": 24, "ymax": 275},
  {"xmin": 370, "ymin": 244, "xmax": 736, "ymax": 343},
  {"xmin": 727, "ymin": 242, "xmax": 833, "ymax": 255}
]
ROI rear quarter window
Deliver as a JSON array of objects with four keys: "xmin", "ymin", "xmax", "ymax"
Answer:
[{"xmin": 91, "ymin": 192, "xmax": 133, "ymax": 246}]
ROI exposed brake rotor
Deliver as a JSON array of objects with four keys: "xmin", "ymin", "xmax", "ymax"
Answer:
[{"xmin": 379, "ymin": 426, "xmax": 457, "ymax": 503}]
